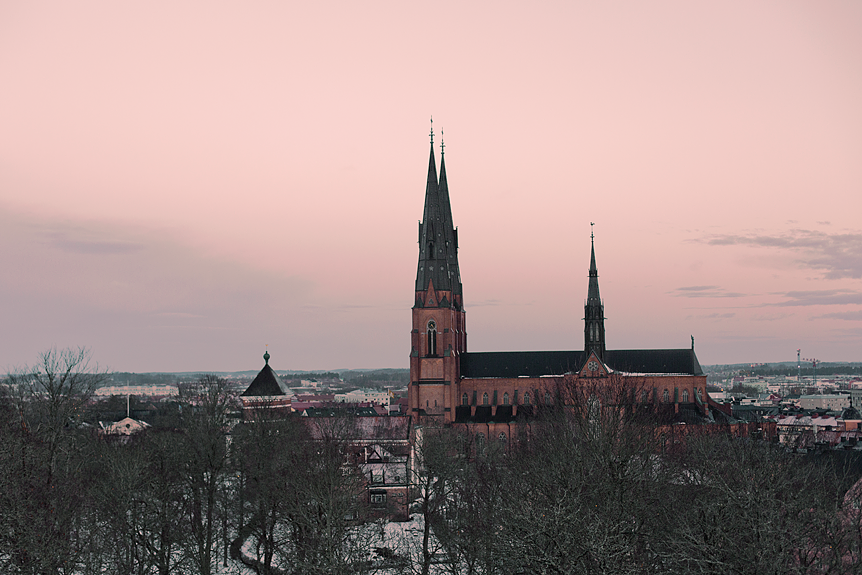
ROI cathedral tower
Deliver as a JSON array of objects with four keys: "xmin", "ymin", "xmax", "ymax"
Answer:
[
  {"xmin": 584, "ymin": 228, "xmax": 606, "ymax": 360},
  {"xmin": 409, "ymin": 127, "xmax": 466, "ymax": 422}
]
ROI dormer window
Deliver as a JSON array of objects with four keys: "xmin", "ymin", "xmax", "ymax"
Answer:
[{"xmin": 427, "ymin": 320, "xmax": 437, "ymax": 356}]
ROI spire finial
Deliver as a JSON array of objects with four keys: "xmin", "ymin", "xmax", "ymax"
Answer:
[
  {"xmin": 429, "ymin": 116, "xmax": 434, "ymax": 145},
  {"xmin": 263, "ymin": 344, "xmax": 270, "ymax": 365},
  {"xmin": 440, "ymin": 130, "xmax": 445, "ymax": 155},
  {"xmin": 590, "ymin": 222, "xmax": 595, "ymax": 242}
]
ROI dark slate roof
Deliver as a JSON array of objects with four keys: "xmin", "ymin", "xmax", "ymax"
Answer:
[
  {"xmin": 460, "ymin": 348, "xmax": 703, "ymax": 378},
  {"xmin": 603, "ymin": 349, "xmax": 703, "ymax": 376},
  {"xmin": 461, "ymin": 351, "xmax": 585, "ymax": 378},
  {"xmin": 241, "ymin": 364, "xmax": 290, "ymax": 397}
]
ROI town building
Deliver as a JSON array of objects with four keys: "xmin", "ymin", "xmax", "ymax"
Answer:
[
  {"xmin": 409, "ymin": 132, "xmax": 708, "ymax": 436},
  {"xmin": 798, "ymin": 394, "xmax": 850, "ymax": 411}
]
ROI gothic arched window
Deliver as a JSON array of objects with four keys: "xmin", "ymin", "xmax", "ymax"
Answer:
[
  {"xmin": 499, "ymin": 432, "xmax": 507, "ymax": 443},
  {"xmin": 482, "ymin": 393, "xmax": 489, "ymax": 406},
  {"xmin": 545, "ymin": 392, "xmax": 552, "ymax": 405},
  {"xmin": 427, "ymin": 320, "xmax": 437, "ymax": 357},
  {"xmin": 502, "ymin": 392, "xmax": 510, "ymax": 406},
  {"xmin": 662, "ymin": 389, "xmax": 670, "ymax": 403},
  {"xmin": 462, "ymin": 393, "xmax": 469, "ymax": 406},
  {"xmin": 524, "ymin": 392, "xmax": 530, "ymax": 405},
  {"xmin": 476, "ymin": 433, "xmax": 486, "ymax": 451},
  {"xmin": 682, "ymin": 390, "xmax": 689, "ymax": 402}
]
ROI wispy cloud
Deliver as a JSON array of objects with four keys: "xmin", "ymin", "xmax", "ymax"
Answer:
[
  {"xmin": 768, "ymin": 289, "xmax": 862, "ymax": 307},
  {"xmin": 470, "ymin": 299, "xmax": 504, "ymax": 307},
  {"xmin": 50, "ymin": 235, "xmax": 145, "ymax": 255},
  {"xmin": 813, "ymin": 310, "xmax": 862, "ymax": 321},
  {"xmin": 152, "ymin": 311, "xmax": 205, "ymax": 319},
  {"xmin": 751, "ymin": 313, "xmax": 793, "ymax": 322},
  {"xmin": 671, "ymin": 286, "xmax": 746, "ymax": 298},
  {"xmin": 685, "ymin": 312, "xmax": 735, "ymax": 320},
  {"xmin": 696, "ymin": 229, "xmax": 862, "ymax": 279}
]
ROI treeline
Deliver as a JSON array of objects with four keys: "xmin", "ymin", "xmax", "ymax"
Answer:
[
  {"xmin": 709, "ymin": 364, "xmax": 862, "ymax": 378},
  {"xmin": 0, "ymin": 349, "xmax": 371, "ymax": 575},
  {"xmin": 750, "ymin": 364, "xmax": 862, "ymax": 377},
  {"xmin": 3, "ymin": 349, "xmax": 862, "ymax": 574},
  {"xmin": 343, "ymin": 369, "xmax": 410, "ymax": 388},
  {"xmin": 412, "ymin": 384, "xmax": 862, "ymax": 575},
  {"xmin": 279, "ymin": 371, "xmax": 342, "ymax": 382}
]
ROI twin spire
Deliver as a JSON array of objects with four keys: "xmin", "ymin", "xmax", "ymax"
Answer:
[
  {"xmin": 416, "ymin": 121, "xmax": 461, "ymax": 298},
  {"xmin": 415, "ymin": 122, "xmax": 604, "ymax": 355}
]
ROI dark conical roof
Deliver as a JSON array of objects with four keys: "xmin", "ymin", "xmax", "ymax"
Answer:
[
  {"xmin": 241, "ymin": 353, "xmax": 290, "ymax": 397},
  {"xmin": 415, "ymin": 138, "xmax": 462, "ymax": 296}
]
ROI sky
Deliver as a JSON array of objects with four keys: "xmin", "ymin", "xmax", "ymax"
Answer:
[{"xmin": 2, "ymin": 1, "xmax": 861, "ymax": 373}]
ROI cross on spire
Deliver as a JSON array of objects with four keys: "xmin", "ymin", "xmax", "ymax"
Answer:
[
  {"xmin": 440, "ymin": 130, "xmax": 445, "ymax": 155},
  {"xmin": 590, "ymin": 222, "xmax": 595, "ymax": 241},
  {"xmin": 429, "ymin": 116, "xmax": 434, "ymax": 144}
]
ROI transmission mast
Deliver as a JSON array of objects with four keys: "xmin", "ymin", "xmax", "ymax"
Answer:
[
  {"xmin": 797, "ymin": 349, "xmax": 801, "ymax": 380},
  {"xmin": 803, "ymin": 356, "xmax": 821, "ymax": 387}
]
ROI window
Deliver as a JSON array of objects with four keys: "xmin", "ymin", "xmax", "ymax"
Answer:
[
  {"xmin": 641, "ymin": 390, "xmax": 649, "ymax": 403},
  {"xmin": 502, "ymin": 392, "xmax": 510, "ymax": 405},
  {"xmin": 682, "ymin": 390, "xmax": 689, "ymax": 402},
  {"xmin": 476, "ymin": 433, "xmax": 486, "ymax": 448},
  {"xmin": 662, "ymin": 389, "xmax": 669, "ymax": 403},
  {"xmin": 462, "ymin": 393, "xmax": 469, "ymax": 406},
  {"xmin": 545, "ymin": 392, "xmax": 552, "ymax": 405},
  {"xmin": 696, "ymin": 388, "xmax": 702, "ymax": 400},
  {"xmin": 370, "ymin": 492, "xmax": 386, "ymax": 505},
  {"xmin": 523, "ymin": 392, "xmax": 530, "ymax": 405},
  {"xmin": 498, "ymin": 432, "xmax": 507, "ymax": 443},
  {"xmin": 482, "ymin": 392, "xmax": 489, "ymax": 406},
  {"xmin": 427, "ymin": 320, "xmax": 437, "ymax": 356}
]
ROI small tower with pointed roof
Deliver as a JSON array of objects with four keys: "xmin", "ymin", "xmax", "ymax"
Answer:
[
  {"xmin": 410, "ymin": 122, "xmax": 466, "ymax": 422},
  {"xmin": 584, "ymin": 225, "xmax": 606, "ymax": 360},
  {"xmin": 240, "ymin": 350, "xmax": 293, "ymax": 419}
]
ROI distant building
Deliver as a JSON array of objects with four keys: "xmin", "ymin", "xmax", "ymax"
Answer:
[
  {"xmin": 334, "ymin": 389, "xmax": 391, "ymax": 407},
  {"xmin": 99, "ymin": 416, "xmax": 150, "ymax": 437},
  {"xmin": 95, "ymin": 385, "xmax": 178, "ymax": 397},
  {"xmin": 798, "ymin": 394, "xmax": 850, "ymax": 411}
]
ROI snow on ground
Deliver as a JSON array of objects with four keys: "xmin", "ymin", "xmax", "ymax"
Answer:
[{"xmin": 233, "ymin": 514, "xmax": 448, "ymax": 574}]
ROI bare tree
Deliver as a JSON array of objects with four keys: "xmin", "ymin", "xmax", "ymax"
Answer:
[
  {"xmin": 178, "ymin": 374, "xmax": 234, "ymax": 575},
  {"xmin": 0, "ymin": 347, "xmax": 107, "ymax": 574}
]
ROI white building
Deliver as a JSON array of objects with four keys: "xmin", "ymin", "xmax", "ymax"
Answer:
[
  {"xmin": 334, "ymin": 389, "xmax": 391, "ymax": 407},
  {"xmin": 95, "ymin": 385, "xmax": 179, "ymax": 397},
  {"xmin": 798, "ymin": 394, "xmax": 850, "ymax": 411}
]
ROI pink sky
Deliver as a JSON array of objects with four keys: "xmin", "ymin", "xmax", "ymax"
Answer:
[{"xmin": 2, "ymin": 1, "xmax": 861, "ymax": 372}]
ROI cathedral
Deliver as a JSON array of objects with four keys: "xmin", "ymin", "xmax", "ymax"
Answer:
[{"xmin": 409, "ymin": 131, "xmax": 708, "ymax": 436}]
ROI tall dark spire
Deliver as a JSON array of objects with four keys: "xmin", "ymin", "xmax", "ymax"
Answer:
[
  {"xmin": 415, "ymin": 129, "xmax": 462, "ymax": 298},
  {"xmin": 584, "ymin": 224, "xmax": 605, "ymax": 358}
]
